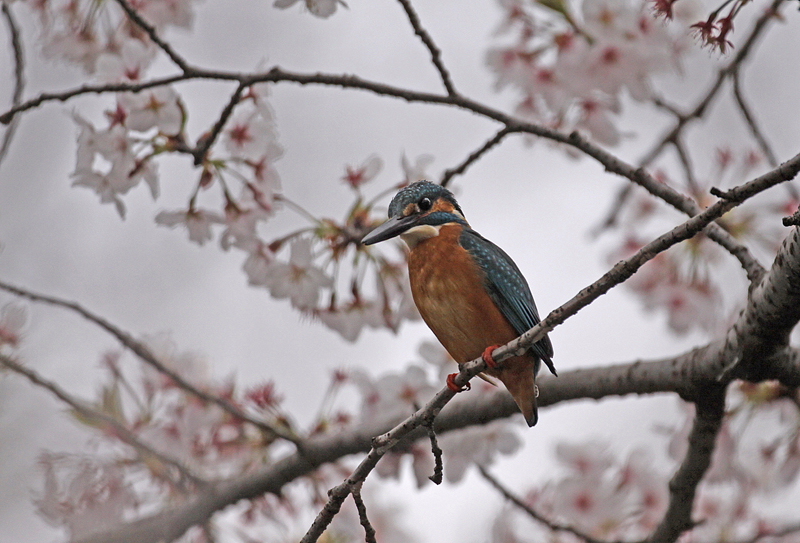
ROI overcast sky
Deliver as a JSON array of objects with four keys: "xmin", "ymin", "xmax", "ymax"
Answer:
[{"xmin": 1, "ymin": 0, "xmax": 799, "ymax": 541}]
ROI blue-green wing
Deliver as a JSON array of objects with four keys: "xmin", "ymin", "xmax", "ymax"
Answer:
[{"xmin": 459, "ymin": 228, "xmax": 555, "ymax": 373}]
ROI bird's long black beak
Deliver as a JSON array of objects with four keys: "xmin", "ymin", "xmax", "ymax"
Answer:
[{"xmin": 362, "ymin": 214, "xmax": 418, "ymax": 245}]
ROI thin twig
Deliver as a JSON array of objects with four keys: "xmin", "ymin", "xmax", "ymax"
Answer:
[
  {"xmin": 440, "ymin": 126, "xmax": 517, "ymax": 187},
  {"xmin": 423, "ymin": 416, "xmax": 443, "ymax": 484},
  {"xmin": 0, "ymin": 280, "xmax": 303, "ymax": 446},
  {"xmin": 732, "ymin": 69, "xmax": 778, "ymax": 168},
  {"xmin": 112, "ymin": 0, "xmax": 192, "ymax": 73},
  {"xmin": 192, "ymin": 81, "xmax": 246, "ymax": 165},
  {"xmin": 0, "ymin": 352, "xmax": 207, "ymax": 488},
  {"xmin": 638, "ymin": 0, "xmax": 784, "ymax": 168},
  {"xmin": 0, "ymin": 3, "xmax": 25, "ymax": 168},
  {"xmin": 396, "ymin": 0, "xmax": 456, "ymax": 96},
  {"xmin": 672, "ymin": 138, "xmax": 700, "ymax": 195},
  {"xmin": 352, "ymin": 485, "xmax": 377, "ymax": 543},
  {"xmin": 479, "ymin": 466, "xmax": 631, "ymax": 543}
]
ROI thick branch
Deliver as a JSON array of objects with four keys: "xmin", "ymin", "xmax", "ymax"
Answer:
[{"xmin": 647, "ymin": 389, "xmax": 726, "ymax": 543}]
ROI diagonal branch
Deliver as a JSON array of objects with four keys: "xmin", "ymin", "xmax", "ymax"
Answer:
[
  {"xmin": 732, "ymin": 69, "xmax": 778, "ymax": 168},
  {"xmin": 0, "ymin": 352, "xmax": 207, "ymax": 489},
  {"xmin": 440, "ymin": 126, "xmax": 517, "ymax": 187},
  {"xmin": 396, "ymin": 0, "xmax": 456, "ymax": 96},
  {"xmin": 647, "ymin": 388, "xmax": 726, "ymax": 543},
  {"xmin": 492, "ymin": 150, "xmax": 800, "ymax": 369},
  {"xmin": 191, "ymin": 81, "xmax": 246, "ymax": 165},
  {"xmin": 112, "ymin": 0, "xmax": 192, "ymax": 73},
  {"xmin": 0, "ymin": 2, "xmax": 25, "ymax": 169},
  {"xmin": 0, "ymin": 280, "xmax": 303, "ymax": 446}
]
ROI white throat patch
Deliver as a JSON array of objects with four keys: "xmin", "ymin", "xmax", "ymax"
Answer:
[{"xmin": 400, "ymin": 224, "xmax": 442, "ymax": 249}]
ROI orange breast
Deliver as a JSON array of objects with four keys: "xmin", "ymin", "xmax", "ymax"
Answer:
[{"xmin": 407, "ymin": 224, "xmax": 519, "ymax": 364}]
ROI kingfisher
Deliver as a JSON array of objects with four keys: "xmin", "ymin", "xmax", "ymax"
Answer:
[{"xmin": 362, "ymin": 181, "xmax": 556, "ymax": 426}]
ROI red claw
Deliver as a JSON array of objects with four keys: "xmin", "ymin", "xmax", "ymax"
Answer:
[
  {"xmin": 482, "ymin": 344, "xmax": 503, "ymax": 369},
  {"xmin": 446, "ymin": 373, "xmax": 470, "ymax": 392}
]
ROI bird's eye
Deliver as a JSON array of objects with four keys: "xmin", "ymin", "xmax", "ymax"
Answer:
[{"xmin": 418, "ymin": 197, "xmax": 432, "ymax": 212}]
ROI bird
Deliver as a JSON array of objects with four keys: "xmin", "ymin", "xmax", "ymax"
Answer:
[{"xmin": 362, "ymin": 180, "xmax": 556, "ymax": 426}]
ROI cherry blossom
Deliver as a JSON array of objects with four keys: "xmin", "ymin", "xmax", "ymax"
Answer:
[
  {"xmin": 117, "ymin": 86, "xmax": 183, "ymax": 135},
  {"xmin": 261, "ymin": 238, "xmax": 333, "ymax": 310},
  {"xmin": 35, "ymin": 454, "xmax": 138, "ymax": 540},
  {"xmin": 343, "ymin": 154, "xmax": 383, "ymax": 190},
  {"xmin": 401, "ymin": 153, "xmax": 435, "ymax": 185},
  {"xmin": 155, "ymin": 208, "xmax": 223, "ymax": 246},
  {"xmin": 222, "ymin": 107, "xmax": 281, "ymax": 163},
  {"xmin": 94, "ymin": 39, "xmax": 154, "ymax": 83},
  {"xmin": 350, "ymin": 365, "xmax": 437, "ymax": 426},
  {"xmin": 439, "ymin": 420, "xmax": 522, "ymax": 483},
  {"xmin": 0, "ymin": 302, "xmax": 27, "ymax": 348},
  {"xmin": 487, "ymin": 0, "xmax": 691, "ymax": 146}
]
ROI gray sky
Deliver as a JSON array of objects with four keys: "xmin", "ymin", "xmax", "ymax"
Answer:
[{"xmin": 1, "ymin": 0, "xmax": 799, "ymax": 540}]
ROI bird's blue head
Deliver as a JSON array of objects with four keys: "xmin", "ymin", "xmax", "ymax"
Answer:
[{"xmin": 362, "ymin": 181, "xmax": 467, "ymax": 245}]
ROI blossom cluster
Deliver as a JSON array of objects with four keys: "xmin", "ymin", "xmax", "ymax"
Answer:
[
  {"xmin": 491, "ymin": 384, "xmax": 800, "ymax": 543},
  {"xmin": 487, "ymin": 0, "xmax": 693, "ymax": 145},
  {"xmin": 31, "ymin": 336, "xmax": 524, "ymax": 541}
]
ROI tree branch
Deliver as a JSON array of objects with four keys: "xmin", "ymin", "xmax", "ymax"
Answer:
[
  {"xmin": 396, "ymin": 0, "xmax": 456, "ymax": 96},
  {"xmin": 0, "ymin": 2, "xmax": 24, "ymax": 169},
  {"xmin": 440, "ymin": 126, "xmax": 517, "ymax": 187},
  {"xmin": 638, "ymin": 0, "xmax": 784, "ymax": 168},
  {"xmin": 647, "ymin": 388, "xmax": 726, "ymax": 543},
  {"xmin": 0, "ymin": 280, "xmax": 303, "ymax": 446},
  {"xmin": 112, "ymin": 0, "xmax": 192, "ymax": 73},
  {"xmin": 732, "ymin": 69, "xmax": 778, "ymax": 168}
]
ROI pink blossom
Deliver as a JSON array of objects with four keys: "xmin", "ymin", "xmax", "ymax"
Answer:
[
  {"xmin": 342, "ymin": 154, "xmax": 383, "ymax": 190},
  {"xmin": 555, "ymin": 440, "xmax": 615, "ymax": 478},
  {"xmin": 262, "ymin": 239, "xmax": 333, "ymax": 310},
  {"xmin": 155, "ymin": 208, "xmax": 222, "ymax": 245},
  {"xmin": 222, "ymin": 108, "xmax": 280, "ymax": 162},
  {"xmin": 0, "ymin": 302, "xmax": 27, "ymax": 348},
  {"xmin": 439, "ymin": 420, "xmax": 521, "ymax": 483},
  {"xmin": 316, "ymin": 300, "xmax": 384, "ymax": 342},
  {"xmin": 350, "ymin": 365, "xmax": 437, "ymax": 426},
  {"xmin": 118, "ymin": 86, "xmax": 183, "ymax": 135},
  {"xmin": 242, "ymin": 241, "xmax": 277, "ymax": 286},
  {"xmin": 35, "ymin": 454, "xmax": 138, "ymax": 539},
  {"xmin": 134, "ymin": 0, "xmax": 197, "ymax": 29},
  {"xmin": 94, "ymin": 39, "xmax": 154, "ymax": 83},
  {"xmin": 401, "ymin": 153, "xmax": 435, "ymax": 185}
]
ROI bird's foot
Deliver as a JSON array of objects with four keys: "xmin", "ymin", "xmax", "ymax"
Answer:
[
  {"xmin": 446, "ymin": 373, "xmax": 470, "ymax": 392},
  {"xmin": 481, "ymin": 344, "xmax": 503, "ymax": 369}
]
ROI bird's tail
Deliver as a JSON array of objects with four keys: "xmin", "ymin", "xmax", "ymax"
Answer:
[{"xmin": 499, "ymin": 362, "xmax": 538, "ymax": 427}]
